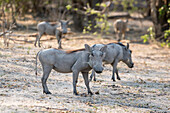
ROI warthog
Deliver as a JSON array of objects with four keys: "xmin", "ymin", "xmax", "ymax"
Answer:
[
  {"xmin": 34, "ymin": 20, "xmax": 69, "ymax": 49},
  {"xmin": 35, "ymin": 44, "xmax": 107, "ymax": 95},
  {"xmin": 114, "ymin": 19, "xmax": 128, "ymax": 41},
  {"xmin": 90, "ymin": 42, "xmax": 134, "ymax": 81}
]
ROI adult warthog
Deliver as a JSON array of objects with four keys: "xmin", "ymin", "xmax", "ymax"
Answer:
[
  {"xmin": 34, "ymin": 20, "xmax": 69, "ymax": 49},
  {"xmin": 114, "ymin": 19, "xmax": 128, "ymax": 41},
  {"xmin": 90, "ymin": 42, "xmax": 134, "ymax": 82},
  {"xmin": 35, "ymin": 44, "xmax": 107, "ymax": 95}
]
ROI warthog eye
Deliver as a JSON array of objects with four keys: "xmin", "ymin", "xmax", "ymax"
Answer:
[
  {"xmin": 100, "ymin": 53, "xmax": 103, "ymax": 57},
  {"xmin": 91, "ymin": 52, "xmax": 94, "ymax": 57},
  {"xmin": 130, "ymin": 50, "xmax": 132, "ymax": 53}
]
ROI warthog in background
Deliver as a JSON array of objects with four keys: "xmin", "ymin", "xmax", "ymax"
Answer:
[
  {"xmin": 114, "ymin": 19, "xmax": 128, "ymax": 41},
  {"xmin": 35, "ymin": 44, "xmax": 107, "ymax": 95},
  {"xmin": 34, "ymin": 20, "xmax": 69, "ymax": 49},
  {"xmin": 90, "ymin": 42, "xmax": 134, "ymax": 82}
]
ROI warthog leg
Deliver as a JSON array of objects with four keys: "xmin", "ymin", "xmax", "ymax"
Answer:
[
  {"xmin": 34, "ymin": 33, "xmax": 43, "ymax": 47},
  {"xmin": 82, "ymin": 72, "xmax": 93, "ymax": 95},
  {"xmin": 89, "ymin": 70, "xmax": 96, "ymax": 81},
  {"xmin": 34, "ymin": 36, "xmax": 37, "ymax": 47},
  {"xmin": 56, "ymin": 30, "xmax": 62, "ymax": 49},
  {"xmin": 72, "ymin": 71, "xmax": 79, "ymax": 95},
  {"xmin": 116, "ymin": 68, "xmax": 121, "ymax": 80},
  {"xmin": 122, "ymin": 31, "xmax": 126, "ymax": 40},
  {"xmin": 41, "ymin": 64, "xmax": 53, "ymax": 94},
  {"xmin": 111, "ymin": 60, "xmax": 119, "ymax": 82},
  {"xmin": 38, "ymin": 36, "xmax": 41, "ymax": 47},
  {"xmin": 58, "ymin": 38, "xmax": 62, "ymax": 49},
  {"xmin": 116, "ymin": 32, "xmax": 121, "ymax": 42},
  {"xmin": 34, "ymin": 35, "xmax": 39, "ymax": 47},
  {"xmin": 90, "ymin": 67, "xmax": 121, "ymax": 82}
]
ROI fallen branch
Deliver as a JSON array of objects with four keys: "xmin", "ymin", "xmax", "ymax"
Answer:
[
  {"xmin": 4, "ymin": 36, "xmax": 33, "ymax": 43},
  {"xmin": 108, "ymin": 12, "xmax": 130, "ymax": 19},
  {"xmin": 0, "ymin": 32, "xmax": 37, "ymax": 45},
  {"xmin": 32, "ymin": 105, "xmax": 68, "ymax": 111},
  {"xmin": 69, "ymin": 2, "xmax": 112, "ymax": 16},
  {"xmin": 5, "ymin": 33, "xmax": 37, "ymax": 37},
  {"xmin": 0, "ymin": 30, "xmax": 13, "ymax": 37}
]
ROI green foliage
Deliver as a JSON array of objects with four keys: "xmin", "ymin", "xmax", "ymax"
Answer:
[
  {"xmin": 164, "ymin": 29, "xmax": 170, "ymax": 39},
  {"xmin": 141, "ymin": 23, "xmax": 170, "ymax": 48},
  {"xmin": 121, "ymin": 0, "xmax": 129, "ymax": 11},
  {"xmin": 162, "ymin": 19, "xmax": 170, "ymax": 47},
  {"xmin": 44, "ymin": 0, "xmax": 50, "ymax": 5},
  {"xmin": 148, "ymin": 27, "xmax": 155, "ymax": 39},
  {"xmin": 141, "ymin": 27, "xmax": 155, "ymax": 43},
  {"xmin": 100, "ymin": 3, "xmax": 107, "ymax": 8},
  {"xmin": 66, "ymin": 5, "xmax": 72, "ymax": 10},
  {"xmin": 158, "ymin": 4, "xmax": 170, "ymax": 18},
  {"xmin": 158, "ymin": 3, "xmax": 170, "ymax": 47},
  {"xmin": 83, "ymin": 3, "xmax": 109, "ymax": 35},
  {"xmin": 141, "ymin": 34, "xmax": 149, "ymax": 43},
  {"xmin": 164, "ymin": 19, "xmax": 170, "ymax": 39},
  {"xmin": 160, "ymin": 41, "xmax": 170, "ymax": 48},
  {"xmin": 74, "ymin": 8, "xmax": 78, "ymax": 11},
  {"xmin": 141, "ymin": 3, "xmax": 170, "ymax": 48},
  {"xmin": 112, "ymin": 0, "xmax": 146, "ymax": 12}
]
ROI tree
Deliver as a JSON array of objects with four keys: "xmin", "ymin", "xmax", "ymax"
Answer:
[
  {"xmin": 71, "ymin": 0, "xmax": 103, "ymax": 32},
  {"xmin": 150, "ymin": 0, "xmax": 170, "ymax": 42}
]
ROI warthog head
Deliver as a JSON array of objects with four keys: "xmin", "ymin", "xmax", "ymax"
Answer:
[
  {"xmin": 85, "ymin": 44, "xmax": 107, "ymax": 73},
  {"xmin": 59, "ymin": 20, "xmax": 69, "ymax": 34},
  {"xmin": 122, "ymin": 43, "xmax": 134, "ymax": 68}
]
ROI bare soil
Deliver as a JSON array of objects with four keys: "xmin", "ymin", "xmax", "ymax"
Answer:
[{"xmin": 0, "ymin": 16, "xmax": 170, "ymax": 113}]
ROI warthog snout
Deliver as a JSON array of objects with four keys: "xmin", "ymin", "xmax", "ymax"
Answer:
[
  {"xmin": 129, "ymin": 63, "xmax": 134, "ymax": 68},
  {"xmin": 93, "ymin": 66, "xmax": 103, "ymax": 73},
  {"xmin": 62, "ymin": 30, "xmax": 67, "ymax": 34}
]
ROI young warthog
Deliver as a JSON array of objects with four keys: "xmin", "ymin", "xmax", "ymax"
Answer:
[
  {"xmin": 34, "ymin": 20, "xmax": 69, "ymax": 49},
  {"xmin": 114, "ymin": 19, "xmax": 128, "ymax": 41},
  {"xmin": 90, "ymin": 42, "xmax": 134, "ymax": 81},
  {"xmin": 35, "ymin": 44, "xmax": 107, "ymax": 95}
]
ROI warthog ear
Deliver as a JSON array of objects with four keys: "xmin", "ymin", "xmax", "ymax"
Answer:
[
  {"xmin": 85, "ymin": 44, "xmax": 92, "ymax": 52},
  {"xmin": 126, "ymin": 43, "xmax": 129, "ymax": 49},
  {"xmin": 59, "ymin": 20, "xmax": 63, "ymax": 24},
  {"xmin": 100, "ymin": 45, "xmax": 107, "ymax": 53},
  {"xmin": 66, "ymin": 20, "xmax": 70, "ymax": 24}
]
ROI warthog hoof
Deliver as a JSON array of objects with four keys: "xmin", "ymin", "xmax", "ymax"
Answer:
[
  {"xmin": 58, "ymin": 46, "xmax": 62, "ymax": 49},
  {"xmin": 117, "ymin": 39, "xmax": 121, "ymax": 42},
  {"xmin": 117, "ymin": 77, "xmax": 121, "ymax": 80},
  {"xmin": 93, "ymin": 78, "xmax": 96, "ymax": 81},
  {"xmin": 112, "ymin": 78, "xmax": 116, "ymax": 82},
  {"xmin": 88, "ymin": 91, "xmax": 93, "ymax": 95},
  {"xmin": 43, "ymin": 91, "xmax": 52, "ymax": 94},
  {"xmin": 74, "ymin": 92, "xmax": 79, "ymax": 95}
]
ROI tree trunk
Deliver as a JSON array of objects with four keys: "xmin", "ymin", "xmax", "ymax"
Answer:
[
  {"xmin": 150, "ymin": 0, "xmax": 170, "ymax": 42},
  {"xmin": 1, "ymin": 2, "xmax": 6, "ymax": 46},
  {"xmin": 72, "ymin": 0, "xmax": 86, "ymax": 32},
  {"xmin": 145, "ymin": 0, "xmax": 151, "ymax": 17},
  {"xmin": 11, "ymin": 0, "xmax": 16, "ymax": 25},
  {"xmin": 150, "ymin": 0, "xmax": 161, "ymax": 38},
  {"xmin": 72, "ymin": 0, "xmax": 103, "ymax": 32},
  {"xmin": 87, "ymin": 0, "xmax": 103, "ymax": 32}
]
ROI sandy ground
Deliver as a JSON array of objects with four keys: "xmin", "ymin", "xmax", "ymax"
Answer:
[{"xmin": 0, "ymin": 17, "xmax": 170, "ymax": 112}]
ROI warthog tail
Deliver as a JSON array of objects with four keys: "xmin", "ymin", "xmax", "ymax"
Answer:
[{"xmin": 35, "ymin": 50, "xmax": 41, "ymax": 76}]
